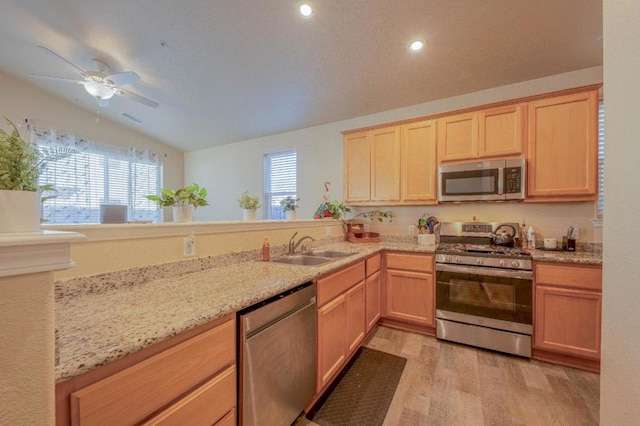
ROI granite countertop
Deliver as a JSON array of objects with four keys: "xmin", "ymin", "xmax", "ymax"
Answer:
[
  {"xmin": 529, "ymin": 244, "xmax": 602, "ymax": 265},
  {"xmin": 54, "ymin": 237, "xmax": 602, "ymax": 383}
]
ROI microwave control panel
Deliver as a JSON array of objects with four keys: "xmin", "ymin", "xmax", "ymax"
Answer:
[{"xmin": 504, "ymin": 167, "xmax": 523, "ymax": 194}]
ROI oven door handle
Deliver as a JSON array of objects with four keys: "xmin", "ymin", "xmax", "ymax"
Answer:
[{"xmin": 436, "ymin": 263, "xmax": 533, "ymax": 279}]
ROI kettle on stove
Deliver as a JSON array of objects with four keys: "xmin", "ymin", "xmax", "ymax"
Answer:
[{"xmin": 490, "ymin": 223, "xmax": 517, "ymax": 247}]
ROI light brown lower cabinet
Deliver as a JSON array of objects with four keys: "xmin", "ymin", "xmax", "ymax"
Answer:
[
  {"xmin": 64, "ymin": 316, "xmax": 236, "ymax": 426},
  {"xmin": 383, "ymin": 252, "xmax": 435, "ymax": 328},
  {"xmin": 533, "ymin": 262, "xmax": 602, "ymax": 371},
  {"xmin": 316, "ymin": 261, "xmax": 366, "ymax": 391},
  {"xmin": 365, "ymin": 270, "xmax": 382, "ymax": 332}
]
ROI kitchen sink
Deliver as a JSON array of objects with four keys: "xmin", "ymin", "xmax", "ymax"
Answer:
[
  {"xmin": 303, "ymin": 250, "xmax": 356, "ymax": 258},
  {"xmin": 271, "ymin": 255, "xmax": 335, "ymax": 266},
  {"xmin": 272, "ymin": 250, "xmax": 356, "ymax": 266}
]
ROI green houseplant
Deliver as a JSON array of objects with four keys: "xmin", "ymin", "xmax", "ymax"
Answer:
[
  {"xmin": 280, "ymin": 196, "xmax": 299, "ymax": 220},
  {"xmin": 145, "ymin": 183, "xmax": 209, "ymax": 222},
  {"xmin": 0, "ymin": 117, "xmax": 73, "ymax": 232},
  {"xmin": 238, "ymin": 191, "xmax": 261, "ymax": 221}
]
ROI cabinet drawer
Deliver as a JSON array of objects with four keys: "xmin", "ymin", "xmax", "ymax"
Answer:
[
  {"xmin": 385, "ymin": 252, "xmax": 433, "ymax": 273},
  {"xmin": 317, "ymin": 261, "xmax": 366, "ymax": 307},
  {"xmin": 216, "ymin": 410, "xmax": 236, "ymax": 426},
  {"xmin": 142, "ymin": 366, "xmax": 236, "ymax": 426},
  {"xmin": 71, "ymin": 318, "xmax": 235, "ymax": 426},
  {"xmin": 535, "ymin": 263, "xmax": 602, "ymax": 291},
  {"xmin": 366, "ymin": 254, "xmax": 381, "ymax": 276}
]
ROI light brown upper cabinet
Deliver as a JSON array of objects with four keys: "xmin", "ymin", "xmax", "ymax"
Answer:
[
  {"xmin": 479, "ymin": 104, "xmax": 526, "ymax": 158},
  {"xmin": 370, "ymin": 126, "xmax": 401, "ymax": 202},
  {"xmin": 438, "ymin": 105, "xmax": 526, "ymax": 163},
  {"xmin": 343, "ymin": 121, "xmax": 436, "ymax": 205},
  {"xmin": 344, "ymin": 131, "xmax": 371, "ymax": 202},
  {"xmin": 527, "ymin": 90, "xmax": 599, "ymax": 201},
  {"xmin": 401, "ymin": 120, "xmax": 437, "ymax": 202}
]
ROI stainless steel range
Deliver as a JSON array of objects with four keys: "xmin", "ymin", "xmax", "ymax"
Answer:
[{"xmin": 435, "ymin": 222, "xmax": 533, "ymax": 357}]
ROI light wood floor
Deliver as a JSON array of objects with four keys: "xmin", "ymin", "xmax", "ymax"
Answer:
[{"xmin": 299, "ymin": 326, "xmax": 600, "ymax": 426}]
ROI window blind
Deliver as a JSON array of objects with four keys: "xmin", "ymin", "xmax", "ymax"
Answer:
[
  {"xmin": 33, "ymin": 128, "xmax": 162, "ymax": 224},
  {"xmin": 263, "ymin": 150, "xmax": 297, "ymax": 219},
  {"xmin": 597, "ymin": 101, "xmax": 604, "ymax": 218}
]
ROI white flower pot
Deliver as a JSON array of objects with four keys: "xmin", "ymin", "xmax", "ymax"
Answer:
[
  {"xmin": 243, "ymin": 209, "xmax": 257, "ymax": 221},
  {"xmin": 285, "ymin": 210, "xmax": 297, "ymax": 221},
  {"xmin": 173, "ymin": 206, "xmax": 193, "ymax": 223},
  {"xmin": 0, "ymin": 190, "xmax": 41, "ymax": 233},
  {"xmin": 417, "ymin": 233, "xmax": 436, "ymax": 246}
]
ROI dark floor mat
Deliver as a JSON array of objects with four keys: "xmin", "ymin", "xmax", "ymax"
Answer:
[{"xmin": 308, "ymin": 347, "xmax": 407, "ymax": 426}]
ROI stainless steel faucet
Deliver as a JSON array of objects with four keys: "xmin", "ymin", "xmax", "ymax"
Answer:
[{"xmin": 288, "ymin": 232, "xmax": 315, "ymax": 254}]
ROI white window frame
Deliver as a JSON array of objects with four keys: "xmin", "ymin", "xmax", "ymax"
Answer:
[{"xmin": 263, "ymin": 150, "xmax": 297, "ymax": 220}]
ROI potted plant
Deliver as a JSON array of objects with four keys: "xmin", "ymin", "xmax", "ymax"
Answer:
[
  {"xmin": 238, "ymin": 191, "xmax": 261, "ymax": 221},
  {"xmin": 0, "ymin": 117, "xmax": 73, "ymax": 233},
  {"xmin": 145, "ymin": 183, "xmax": 209, "ymax": 222},
  {"xmin": 280, "ymin": 196, "xmax": 299, "ymax": 220}
]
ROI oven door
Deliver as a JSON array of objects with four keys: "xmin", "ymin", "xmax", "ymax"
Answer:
[{"xmin": 435, "ymin": 263, "xmax": 532, "ymax": 327}]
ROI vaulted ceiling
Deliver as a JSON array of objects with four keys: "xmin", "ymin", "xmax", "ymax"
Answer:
[{"xmin": 0, "ymin": 1, "xmax": 602, "ymax": 151}]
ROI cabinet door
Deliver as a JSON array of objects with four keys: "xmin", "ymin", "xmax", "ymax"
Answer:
[
  {"xmin": 437, "ymin": 112, "xmax": 478, "ymax": 162},
  {"xmin": 344, "ymin": 131, "xmax": 371, "ymax": 202},
  {"xmin": 346, "ymin": 281, "xmax": 366, "ymax": 354},
  {"xmin": 317, "ymin": 294, "xmax": 347, "ymax": 390},
  {"xmin": 527, "ymin": 90, "xmax": 598, "ymax": 199},
  {"xmin": 366, "ymin": 270, "xmax": 382, "ymax": 332},
  {"xmin": 534, "ymin": 285, "xmax": 601, "ymax": 360},
  {"xmin": 384, "ymin": 269, "xmax": 435, "ymax": 326},
  {"xmin": 401, "ymin": 120, "xmax": 437, "ymax": 202},
  {"xmin": 478, "ymin": 104, "xmax": 526, "ymax": 158},
  {"xmin": 371, "ymin": 126, "xmax": 401, "ymax": 201}
]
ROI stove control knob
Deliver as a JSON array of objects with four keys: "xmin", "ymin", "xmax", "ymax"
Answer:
[
  {"xmin": 511, "ymin": 260, "xmax": 521, "ymax": 268},
  {"xmin": 499, "ymin": 259, "xmax": 506, "ymax": 267},
  {"xmin": 476, "ymin": 258, "xmax": 485, "ymax": 265},
  {"xmin": 455, "ymin": 256, "xmax": 462, "ymax": 264}
]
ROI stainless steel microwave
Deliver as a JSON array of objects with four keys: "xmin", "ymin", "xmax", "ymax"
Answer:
[{"xmin": 438, "ymin": 158, "xmax": 525, "ymax": 202}]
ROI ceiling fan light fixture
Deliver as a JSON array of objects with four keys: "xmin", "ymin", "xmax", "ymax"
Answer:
[{"xmin": 83, "ymin": 80, "xmax": 115, "ymax": 100}]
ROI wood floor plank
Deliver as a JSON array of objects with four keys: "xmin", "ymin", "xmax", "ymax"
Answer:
[{"xmin": 299, "ymin": 326, "xmax": 599, "ymax": 426}]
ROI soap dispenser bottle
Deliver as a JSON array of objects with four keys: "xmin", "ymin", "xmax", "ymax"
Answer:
[
  {"xmin": 262, "ymin": 238, "xmax": 270, "ymax": 261},
  {"xmin": 527, "ymin": 226, "xmax": 536, "ymax": 250}
]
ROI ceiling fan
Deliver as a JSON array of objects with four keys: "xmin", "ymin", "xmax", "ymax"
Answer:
[{"xmin": 30, "ymin": 46, "xmax": 159, "ymax": 108}]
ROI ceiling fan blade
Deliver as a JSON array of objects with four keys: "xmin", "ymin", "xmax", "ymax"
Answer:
[
  {"xmin": 115, "ymin": 88, "xmax": 159, "ymax": 108},
  {"xmin": 30, "ymin": 73, "xmax": 85, "ymax": 84},
  {"xmin": 97, "ymin": 98, "xmax": 110, "ymax": 108},
  {"xmin": 105, "ymin": 71, "xmax": 140, "ymax": 86},
  {"xmin": 37, "ymin": 46, "xmax": 87, "ymax": 78}
]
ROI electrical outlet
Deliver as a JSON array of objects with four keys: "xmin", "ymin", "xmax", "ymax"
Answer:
[
  {"xmin": 408, "ymin": 225, "xmax": 415, "ymax": 234},
  {"xmin": 325, "ymin": 227, "xmax": 331, "ymax": 236},
  {"xmin": 183, "ymin": 235, "xmax": 196, "ymax": 257},
  {"xmin": 363, "ymin": 224, "xmax": 370, "ymax": 232}
]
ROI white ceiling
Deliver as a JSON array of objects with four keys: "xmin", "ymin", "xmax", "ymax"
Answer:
[{"xmin": 0, "ymin": 1, "xmax": 602, "ymax": 152}]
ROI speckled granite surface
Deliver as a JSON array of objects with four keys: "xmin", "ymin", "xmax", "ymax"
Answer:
[
  {"xmin": 529, "ymin": 243, "xmax": 603, "ymax": 265},
  {"xmin": 54, "ymin": 236, "xmax": 601, "ymax": 383}
]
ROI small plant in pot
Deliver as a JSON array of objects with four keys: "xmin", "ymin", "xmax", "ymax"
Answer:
[
  {"xmin": 0, "ymin": 117, "xmax": 74, "ymax": 232},
  {"xmin": 280, "ymin": 196, "xmax": 299, "ymax": 220},
  {"xmin": 238, "ymin": 191, "xmax": 261, "ymax": 221},
  {"xmin": 145, "ymin": 183, "xmax": 209, "ymax": 223}
]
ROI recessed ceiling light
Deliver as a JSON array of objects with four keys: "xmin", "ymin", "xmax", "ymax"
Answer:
[
  {"xmin": 298, "ymin": 3, "xmax": 314, "ymax": 18},
  {"xmin": 409, "ymin": 40, "xmax": 425, "ymax": 53}
]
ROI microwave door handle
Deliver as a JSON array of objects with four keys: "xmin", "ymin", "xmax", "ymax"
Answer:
[{"xmin": 498, "ymin": 168, "xmax": 504, "ymax": 194}]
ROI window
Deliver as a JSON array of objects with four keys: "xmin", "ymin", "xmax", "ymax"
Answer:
[
  {"xmin": 33, "ymin": 128, "xmax": 162, "ymax": 224},
  {"xmin": 597, "ymin": 101, "xmax": 604, "ymax": 218},
  {"xmin": 263, "ymin": 150, "xmax": 297, "ymax": 219}
]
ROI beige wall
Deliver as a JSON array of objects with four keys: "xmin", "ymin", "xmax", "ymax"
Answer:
[
  {"xmin": 54, "ymin": 222, "xmax": 344, "ymax": 279},
  {"xmin": 600, "ymin": 1, "xmax": 640, "ymax": 423},
  {"xmin": 0, "ymin": 69, "xmax": 184, "ymax": 192},
  {"xmin": 185, "ymin": 67, "xmax": 603, "ymax": 242}
]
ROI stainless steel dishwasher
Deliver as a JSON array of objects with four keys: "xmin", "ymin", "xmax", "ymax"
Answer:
[{"xmin": 239, "ymin": 282, "xmax": 317, "ymax": 426}]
